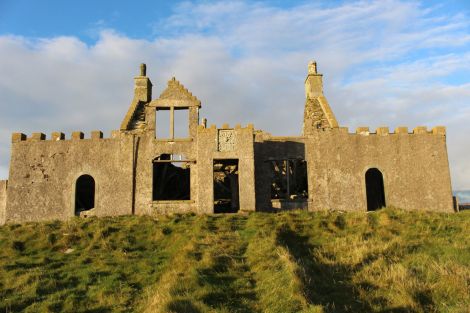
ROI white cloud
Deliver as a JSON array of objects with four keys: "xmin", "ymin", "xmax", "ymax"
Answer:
[{"xmin": 0, "ymin": 0, "xmax": 469, "ymax": 190}]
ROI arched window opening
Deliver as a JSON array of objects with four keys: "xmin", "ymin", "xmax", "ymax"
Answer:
[
  {"xmin": 75, "ymin": 174, "xmax": 95, "ymax": 216},
  {"xmin": 365, "ymin": 168, "xmax": 386, "ymax": 211}
]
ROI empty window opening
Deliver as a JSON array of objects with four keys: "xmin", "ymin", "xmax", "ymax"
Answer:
[
  {"xmin": 75, "ymin": 174, "xmax": 95, "ymax": 216},
  {"xmin": 365, "ymin": 168, "xmax": 386, "ymax": 211},
  {"xmin": 153, "ymin": 154, "xmax": 190, "ymax": 200},
  {"xmin": 156, "ymin": 109, "xmax": 170, "ymax": 139},
  {"xmin": 155, "ymin": 107, "xmax": 190, "ymax": 140},
  {"xmin": 270, "ymin": 159, "xmax": 308, "ymax": 200},
  {"xmin": 213, "ymin": 159, "xmax": 239, "ymax": 213},
  {"xmin": 174, "ymin": 108, "xmax": 189, "ymax": 138},
  {"xmin": 169, "ymin": 154, "xmax": 185, "ymax": 161}
]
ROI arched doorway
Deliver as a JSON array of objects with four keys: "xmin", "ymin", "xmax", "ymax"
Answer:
[
  {"xmin": 75, "ymin": 175, "xmax": 95, "ymax": 216},
  {"xmin": 365, "ymin": 168, "xmax": 385, "ymax": 211}
]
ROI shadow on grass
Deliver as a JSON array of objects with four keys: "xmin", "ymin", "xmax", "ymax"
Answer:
[
  {"xmin": 0, "ymin": 297, "xmax": 37, "ymax": 313},
  {"xmin": 166, "ymin": 299, "xmax": 201, "ymax": 313},
  {"xmin": 198, "ymin": 253, "xmax": 257, "ymax": 312},
  {"xmin": 198, "ymin": 260, "xmax": 257, "ymax": 312},
  {"xmin": 197, "ymin": 217, "xmax": 257, "ymax": 313},
  {"xmin": 79, "ymin": 307, "xmax": 113, "ymax": 313},
  {"xmin": 413, "ymin": 289, "xmax": 434, "ymax": 312},
  {"xmin": 276, "ymin": 224, "xmax": 373, "ymax": 313}
]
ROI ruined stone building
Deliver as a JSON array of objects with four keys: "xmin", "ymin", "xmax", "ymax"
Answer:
[{"xmin": 0, "ymin": 62, "xmax": 455, "ymax": 224}]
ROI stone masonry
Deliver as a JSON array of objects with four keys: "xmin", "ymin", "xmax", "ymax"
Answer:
[{"xmin": 0, "ymin": 62, "xmax": 455, "ymax": 224}]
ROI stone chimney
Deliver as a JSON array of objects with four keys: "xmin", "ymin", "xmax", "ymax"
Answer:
[
  {"xmin": 304, "ymin": 61, "xmax": 323, "ymax": 98},
  {"xmin": 302, "ymin": 61, "xmax": 339, "ymax": 134},
  {"xmin": 133, "ymin": 63, "xmax": 152, "ymax": 102},
  {"xmin": 119, "ymin": 64, "xmax": 153, "ymax": 131}
]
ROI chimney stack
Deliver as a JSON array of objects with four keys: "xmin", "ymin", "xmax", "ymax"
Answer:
[
  {"xmin": 134, "ymin": 63, "xmax": 152, "ymax": 102},
  {"xmin": 305, "ymin": 60, "xmax": 323, "ymax": 99}
]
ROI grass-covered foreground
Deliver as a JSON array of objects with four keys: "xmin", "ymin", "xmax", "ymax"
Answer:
[{"xmin": 0, "ymin": 209, "xmax": 469, "ymax": 313}]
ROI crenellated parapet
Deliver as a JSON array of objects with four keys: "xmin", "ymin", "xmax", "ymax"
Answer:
[
  {"xmin": 321, "ymin": 126, "xmax": 447, "ymax": 136},
  {"xmin": 197, "ymin": 123, "xmax": 254, "ymax": 131},
  {"xmin": 11, "ymin": 130, "xmax": 121, "ymax": 143},
  {"xmin": 353, "ymin": 126, "xmax": 446, "ymax": 136}
]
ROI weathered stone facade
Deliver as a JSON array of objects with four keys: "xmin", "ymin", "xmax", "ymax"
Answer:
[
  {"xmin": 0, "ymin": 180, "xmax": 6, "ymax": 224},
  {"xmin": 0, "ymin": 61, "xmax": 454, "ymax": 224}
]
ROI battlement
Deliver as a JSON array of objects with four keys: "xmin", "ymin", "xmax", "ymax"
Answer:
[
  {"xmin": 197, "ymin": 123, "xmax": 255, "ymax": 131},
  {"xmin": 345, "ymin": 126, "xmax": 446, "ymax": 136},
  {"xmin": 11, "ymin": 130, "xmax": 119, "ymax": 143}
]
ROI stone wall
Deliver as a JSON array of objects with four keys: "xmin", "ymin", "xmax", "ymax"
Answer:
[
  {"xmin": 307, "ymin": 127, "xmax": 453, "ymax": 212},
  {"xmin": 0, "ymin": 180, "xmax": 7, "ymax": 225},
  {"xmin": 254, "ymin": 135, "xmax": 307, "ymax": 211},
  {"xmin": 130, "ymin": 123, "xmax": 256, "ymax": 215},
  {"xmin": 5, "ymin": 131, "xmax": 134, "ymax": 223},
  {"xmin": 133, "ymin": 132, "xmax": 198, "ymax": 215},
  {"xmin": 254, "ymin": 126, "xmax": 453, "ymax": 213},
  {"xmin": 196, "ymin": 124, "xmax": 256, "ymax": 214}
]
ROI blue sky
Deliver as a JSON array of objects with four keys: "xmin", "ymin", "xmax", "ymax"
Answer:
[
  {"xmin": 2, "ymin": 0, "xmax": 469, "ymax": 44},
  {"xmin": 0, "ymin": 0, "xmax": 470, "ymax": 194},
  {"xmin": 0, "ymin": 0, "xmax": 174, "ymax": 41}
]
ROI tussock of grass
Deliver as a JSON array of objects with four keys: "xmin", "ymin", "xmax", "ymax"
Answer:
[{"xmin": 0, "ymin": 208, "xmax": 469, "ymax": 312}]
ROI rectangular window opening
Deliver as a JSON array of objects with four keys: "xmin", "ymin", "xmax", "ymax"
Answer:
[
  {"xmin": 153, "ymin": 154, "xmax": 190, "ymax": 200},
  {"xmin": 213, "ymin": 159, "xmax": 239, "ymax": 213},
  {"xmin": 156, "ymin": 109, "xmax": 170, "ymax": 139},
  {"xmin": 174, "ymin": 108, "xmax": 189, "ymax": 138},
  {"xmin": 270, "ymin": 159, "xmax": 308, "ymax": 200}
]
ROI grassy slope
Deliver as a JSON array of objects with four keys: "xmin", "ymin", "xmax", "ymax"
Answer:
[{"xmin": 0, "ymin": 209, "xmax": 469, "ymax": 313}]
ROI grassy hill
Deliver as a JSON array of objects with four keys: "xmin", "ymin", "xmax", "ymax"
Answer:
[{"xmin": 0, "ymin": 208, "xmax": 469, "ymax": 313}]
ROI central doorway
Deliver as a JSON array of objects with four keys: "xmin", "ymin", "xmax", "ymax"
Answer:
[{"xmin": 213, "ymin": 159, "xmax": 239, "ymax": 213}]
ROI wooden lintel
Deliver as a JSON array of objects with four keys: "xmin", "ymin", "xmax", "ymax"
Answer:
[{"xmin": 152, "ymin": 159, "xmax": 196, "ymax": 163}]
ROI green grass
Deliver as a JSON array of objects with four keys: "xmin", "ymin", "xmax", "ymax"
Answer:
[{"xmin": 0, "ymin": 208, "xmax": 469, "ymax": 313}]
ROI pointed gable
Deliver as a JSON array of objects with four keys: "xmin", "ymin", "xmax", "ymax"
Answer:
[{"xmin": 149, "ymin": 77, "xmax": 201, "ymax": 108}]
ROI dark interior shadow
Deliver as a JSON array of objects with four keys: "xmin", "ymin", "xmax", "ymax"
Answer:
[{"xmin": 254, "ymin": 140, "xmax": 307, "ymax": 211}]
